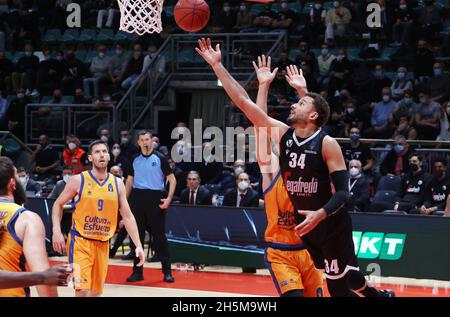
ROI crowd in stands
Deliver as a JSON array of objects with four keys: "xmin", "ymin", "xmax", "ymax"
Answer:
[{"xmin": 0, "ymin": 0, "xmax": 449, "ymax": 215}]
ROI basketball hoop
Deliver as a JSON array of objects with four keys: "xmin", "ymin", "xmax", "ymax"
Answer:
[{"xmin": 117, "ymin": 0, "xmax": 164, "ymax": 35}]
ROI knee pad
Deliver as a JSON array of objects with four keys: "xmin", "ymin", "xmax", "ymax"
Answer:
[
  {"xmin": 326, "ymin": 278, "xmax": 356, "ymax": 297},
  {"xmin": 346, "ymin": 269, "xmax": 367, "ymax": 291}
]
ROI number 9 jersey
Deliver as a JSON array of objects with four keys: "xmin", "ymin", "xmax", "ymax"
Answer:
[{"xmin": 71, "ymin": 170, "xmax": 119, "ymax": 241}]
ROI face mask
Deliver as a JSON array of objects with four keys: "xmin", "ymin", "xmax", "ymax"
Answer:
[
  {"xmin": 321, "ymin": 49, "xmax": 329, "ymax": 56},
  {"xmin": 112, "ymin": 148, "xmax": 121, "ymax": 157},
  {"xmin": 25, "ymin": 51, "xmax": 32, "ymax": 57},
  {"xmin": 63, "ymin": 175, "xmax": 71, "ymax": 184},
  {"xmin": 68, "ymin": 142, "xmax": 77, "ymax": 151},
  {"xmin": 238, "ymin": 181, "xmax": 249, "ymax": 191},
  {"xmin": 394, "ymin": 144, "xmax": 404, "ymax": 154},
  {"xmin": 400, "ymin": 4, "xmax": 407, "ymax": 10},
  {"xmin": 100, "ymin": 135, "xmax": 108, "ymax": 142},
  {"xmin": 234, "ymin": 166, "xmax": 244, "ymax": 176},
  {"xmin": 281, "ymin": 3, "xmax": 288, "ymax": 9},
  {"xmin": 346, "ymin": 107, "xmax": 355, "ymax": 114},
  {"xmin": 19, "ymin": 176, "xmax": 28, "ymax": 187},
  {"xmin": 121, "ymin": 137, "xmax": 129, "ymax": 144},
  {"xmin": 433, "ymin": 69, "xmax": 442, "ymax": 76},
  {"xmin": 315, "ymin": 3, "xmax": 322, "ymax": 9},
  {"xmin": 240, "ymin": 5, "xmax": 246, "ymax": 11},
  {"xmin": 349, "ymin": 167, "xmax": 360, "ymax": 177},
  {"xmin": 350, "ymin": 133, "xmax": 360, "ymax": 142},
  {"xmin": 334, "ymin": 1, "xmax": 340, "ymax": 8},
  {"xmin": 223, "ymin": 6, "xmax": 230, "ymax": 12},
  {"xmin": 152, "ymin": 142, "xmax": 159, "ymax": 150},
  {"xmin": 420, "ymin": 97, "xmax": 428, "ymax": 104},
  {"xmin": 17, "ymin": 93, "xmax": 25, "ymax": 99},
  {"xmin": 116, "ymin": 49, "xmax": 123, "ymax": 55},
  {"xmin": 404, "ymin": 97, "xmax": 413, "ymax": 105},
  {"xmin": 397, "ymin": 72, "xmax": 405, "ymax": 80},
  {"xmin": 383, "ymin": 95, "xmax": 391, "ymax": 103},
  {"xmin": 409, "ymin": 163, "xmax": 419, "ymax": 172},
  {"xmin": 98, "ymin": 52, "xmax": 105, "ymax": 58},
  {"xmin": 56, "ymin": 56, "xmax": 64, "ymax": 61},
  {"xmin": 337, "ymin": 55, "xmax": 345, "ymax": 61}
]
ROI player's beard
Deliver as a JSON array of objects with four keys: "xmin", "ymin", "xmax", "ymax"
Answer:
[
  {"xmin": 13, "ymin": 180, "xmax": 27, "ymax": 205},
  {"xmin": 287, "ymin": 112, "xmax": 308, "ymax": 126}
]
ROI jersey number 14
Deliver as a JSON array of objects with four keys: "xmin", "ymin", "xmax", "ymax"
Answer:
[{"xmin": 288, "ymin": 153, "xmax": 306, "ymax": 169}]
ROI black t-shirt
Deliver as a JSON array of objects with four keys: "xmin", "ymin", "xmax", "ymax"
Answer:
[
  {"xmin": 35, "ymin": 145, "xmax": 60, "ymax": 169},
  {"xmin": 275, "ymin": 9, "xmax": 296, "ymax": 24},
  {"xmin": 341, "ymin": 142, "xmax": 373, "ymax": 166},
  {"xmin": 394, "ymin": 8, "xmax": 415, "ymax": 23}
]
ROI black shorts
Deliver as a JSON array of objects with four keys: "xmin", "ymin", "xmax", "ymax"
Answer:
[{"xmin": 301, "ymin": 211, "xmax": 360, "ymax": 280}]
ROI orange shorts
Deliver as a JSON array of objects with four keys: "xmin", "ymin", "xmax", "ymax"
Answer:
[
  {"xmin": 67, "ymin": 230, "xmax": 109, "ymax": 294},
  {"xmin": 265, "ymin": 247, "xmax": 323, "ymax": 297}
]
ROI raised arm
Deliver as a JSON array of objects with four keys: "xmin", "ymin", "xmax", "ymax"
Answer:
[{"xmin": 195, "ymin": 38, "xmax": 288, "ymax": 134}]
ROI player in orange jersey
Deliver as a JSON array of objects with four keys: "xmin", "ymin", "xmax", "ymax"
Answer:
[
  {"xmin": 0, "ymin": 156, "xmax": 60, "ymax": 297},
  {"xmin": 52, "ymin": 140, "xmax": 145, "ymax": 297}
]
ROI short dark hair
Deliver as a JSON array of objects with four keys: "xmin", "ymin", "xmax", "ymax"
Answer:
[
  {"xmin": 433, "ymin": 157, "xmax": 447, "ymax": 167},
  {"xmin": 0, "ymin": 157, "xmax": 15, "ymax": 195},
  {"xmin": 409, "ymin": 153, "xmax": 422, "ymax": 162},
  {"xmin": 88, "ymin": 140, "xmax": 109, "ymax": 155},
  {"xmin": 138, "ymin": 130, "xmax": 152, "ymax": 138},
  {"xmin": 306, "ymin": 92, "xmax": 330, "ymax": 127}
]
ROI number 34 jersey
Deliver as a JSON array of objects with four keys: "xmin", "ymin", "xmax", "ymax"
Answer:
[
  {"xmin": 279, "ymin": 128, "xmax": 332, "ymax": 213},
  {"xmin": 71, "ymin": 170, "xmax": 119, "ymax": 241}
]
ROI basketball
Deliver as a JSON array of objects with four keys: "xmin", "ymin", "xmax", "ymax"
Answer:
[{"xmin": 174, "ymin": 0, "xmax": 210, "ymax": 32}]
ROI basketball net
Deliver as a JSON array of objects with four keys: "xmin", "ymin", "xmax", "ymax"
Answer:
[{"xmin": 117, "ymin": 0, "xmax": 164, "ymax": 35}]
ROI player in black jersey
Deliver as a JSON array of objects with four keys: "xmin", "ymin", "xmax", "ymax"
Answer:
[{"xmin": 196, "ymin": 38, "xmax": 394, "ymax": 297}]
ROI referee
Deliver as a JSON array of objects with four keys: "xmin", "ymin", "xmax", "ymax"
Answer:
[{"xmin": 125, "ymin": 130, "xmax": 176, "ymax": 283}]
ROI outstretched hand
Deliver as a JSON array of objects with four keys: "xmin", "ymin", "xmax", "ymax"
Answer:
[
  {"xmin": 285, "ymin": 64, "xmax": 308, "ymax": 96},
  {"xmin": 195, "ymin": 38, "xmax": 222, "ymax": 67},
  {"xmin": 252, "ymin": 54, "xmax": 278, "ymax": 86}
]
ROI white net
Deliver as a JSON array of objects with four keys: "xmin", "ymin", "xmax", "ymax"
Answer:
[{"xmin": 117, "ymin": 0, "xmax": 164, "ymax": 35}]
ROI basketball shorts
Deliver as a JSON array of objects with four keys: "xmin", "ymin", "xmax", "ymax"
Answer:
[
  {"xmin": 67, "ymin": 230, "xmax": 109, "ymax": 294},
  {"xmin": 302, "ymin": 211, "xmax": 360, "ymax": 281},
  {"xmin": 264, "ymin": 244, "xmax": 323, "ymax": 297}
]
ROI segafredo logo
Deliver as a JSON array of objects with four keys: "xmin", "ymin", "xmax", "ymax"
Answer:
[{"xmin": 353, "ymin": 232, "xmax": 406, "ymax": 260}]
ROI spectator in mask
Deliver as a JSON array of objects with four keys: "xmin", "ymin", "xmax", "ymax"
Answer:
[
  {"xmin": 295, "ymin": 41, "xmax": 318, "ymax": 75},
  {"xmin": 390, "ymin": 66, "xmax": 413, "ymax": 101},
  {"xmin": 119, "ymin": 129, "xmax": 140, "ymax": 159},
  {"xmin": 211, "ymin": 2, "xmax": 237, "ymax": 33},
  {"xmin": 213, "ymin": 160, "xmax": 247, "ymax": 194},
  {"xmin": 142, "ymin": 45, "xmax": 165, "ymax": 83},
  {"xmin": 98, "ymin": 128, "xmax": 115, "ymax": 149},
  {"xmin": 48, "ymin": 168, "xmax": 74, "ymax": 199},
  {"xmin": 414, "ymin": 88, "xmax": 441, "ymax": 140},
  {"xmin": 222, "ymin": 172, "xmax": 259, "ymax": 208},
  {"xmin": 83, "ymin": 45, "xmax": 111, "ymax": 99},
  {"xmin": 108, "ymin": 43, "xmax": 129, "ymax": 92},
  {"xmin": 29, "ymin": 134, "xmax": 60, "ymax": 182},
  {"xmin": 392, "ymin": 0, "xmax": 414, "ymax": 47},
  {"xmin": 369, "ymin": 64, "xmax": 392, "ymax": 102},
  {"xmin": 420, "ymin": 158, "xmax": 450, "ymax": 215},
  {"xmin": 347, "ymin": 160, "xmax": 370, "ymax": 212},
  {"xmin": 11, "ymin": 44, "xmax": 39, "ymax": 96},
  {"xmin": 366, "ymin": 87, "xmax": 396, "ymax": 138},
  {"xmin": 233, "ymin": 2, "xmax": 253, "ymax": 32},
  {"xmin": 380, "ymin": 135, "xmax": 414, "ymax": 176},
  {"xmin": 417, "ymin": 0, "xmax": 442, "ymax": 41},
  {"xmin": 329, "ymin": 48, "xmax": 352, "ymax": 94},
  {"xmin": 306, "ymin": 0, "xmax": 327, "ymax": 45},
  {"xmin": 413, "ymin": 39, "xmax": 435, "ymax": 84},
  {"xmin": 341, "ymin": 127, "xmax": 373, "ymax": 174},
  {"xmin": 17, "ymin": 167, "xmax": 41, "ymax": 196},
  {"xmin": 121, "ymin": 44, "xmax": 144, "ymax": 90},
  {"xmin": 6, "ymin": 89, "xmax": 28, "ymax": 139},
  {"xmin": 317, "ymin": 43, "xmax": 336, "ymax": 90},
  {"xmin": 392, "ymin": 89, "xmax": 418, "ymax": 124},
  {"xmin": 108, "ymin": 142, "xmax": 130, "ymax": 178},
  {"xmin": 324, "ymin": 0, "xmax": 352, "ymax": 43},
  {"xmin": 428, "ymin": 63, "xmax": 450, "ymax": 104},
  {"xmin": 395, "ymin": 154, "xmax": 432, "ymax": 213},
  {"xmin": 61, "ymin": 135, "xmax": 89, "ymax": 174}
]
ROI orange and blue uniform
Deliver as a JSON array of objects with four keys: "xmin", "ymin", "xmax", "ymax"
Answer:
[
  {"xmin": 264, "ymin": 172, "xmax": 323, "ymax": 297},
  {"xmin": 67, "ymin": 170, "xmax": 119, "ymax": 294},
  {"xmin": 0, "ymin": 199, "xmax": 27, "ymax": 297}
]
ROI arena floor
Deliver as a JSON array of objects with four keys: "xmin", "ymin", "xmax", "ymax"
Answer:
[{"xmin": 28, "ymin": 257, "xmax": 450, "ymax": 297}]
